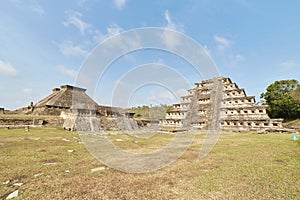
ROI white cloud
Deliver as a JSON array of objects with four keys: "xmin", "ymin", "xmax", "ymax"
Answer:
[
  {"xmin": 160, "ymin": 10, "xmax": 185, "ymax": 50},
  {"xmin": 164, "ymin": 10, "xmax": 184, "ymax": 32},
  {"xmin": 213, "ymin": 34, "xmax": 244, "ymax": 67},
  {"xmin": 63, "ymin": 10, "xmax": 91, "ymax": 35},
  {"xmin": 77, "ymin": 0, "xmax": 88, "ymax": 7},
  {"xmin": 93, "ymin": 24, "xmax": 123, "ymax": 43},
  {"xmin": 58, "ymin": 40, "xmax": 87, "ymax": 56},
  {"xmin": 23, "ymin": 88, "xmax": 33, "ymax": 95},
  {"xmin": 147, "ymin": 90, "xmax": 176, "ymax": 105},
  {"xmin": 56, "ymin": 65, "xmax": 77, "ymax": 78},
  {"xmin": 30, "ymin": 4, "xmax": 44, "ymax": 16},
  {"xmin": 107, "ymin": 23, "xmax": 123, "ymax": 36},
  {"xmin": 214, "ymin": 35, "xmax": 232, "ymax": 48},
  {"xmin": 92, "ymin": 30, "xmax": 106, "ymax": 43},
  {"xmin": 280, "ymin": 60, "xmax": 300, "ymax": 68},
  {"xmin": 165, "ymin": 10, "xmax": 172, "ymax": 26},
  {"xmin": 10, "ymin": 1, "xmax": 45, "ymax": 16},
  {"xmin": 234, "ymin": 54, "xmax": 244, "ymax": 62},
  {"xmin": 113, "ymin": 0, "xmax": 127, "ymax": 10},
  {"xmin": 92, "ymin": 26, "xmax": 137, "ymax": 68},
  {"xmin": 0, "ymin": 60, "xmax": 17, "ymax": 77}
]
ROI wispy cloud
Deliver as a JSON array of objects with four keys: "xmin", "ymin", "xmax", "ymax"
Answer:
[
  {"xmin": 10, "ymin": 1, "xmax": 45, "ymax": 16},
  {"xmin": 77, "ymin": 0, "xmax": 88, "ymax": 7},
  {"xmin": 58, "ymin": 40, "xmax": 87, "ymax": 56},
  {"xmin": 280, "ymin": 60, "xmax": 300, "ymax": 68},
  {"xmin": 161, "ymin": 10, "xmax": 185, "ymax": 50},
  {"xmin": 147, "ymin": 89, "xmax": 176, "ymax": 105},
  {"xmin": 30, "ymin": 4, "xmax": 44, "ymax": 16},
  {"xmin": 93, "ymin": 23, "xmax": 124, "ymax": 43},
  {"xmin": 23, "ymin": 88, "xmax": 33, "ymax": 95},
  {"xmin": 213, "ymin": 34, "xmax": 244, "ymax": 67},
  {"xmin": 165, "ymin": 10, "xmax": 172, "ymax": 26},
  {"xmin": 113, "ymin": 0, "xmax": 127, "ymax": 10},
  {"xmin": 214, "ymin": 35, "xmax": 232, "ymax": 48},
  {"xmin": 164, "ymin": 10, "xmax": 184, "ymax": 32},
  {"xmin": 63, "ymin": 10, "xmax": 91, "ymax": 35},
  {"xmin": 56, "ymin": 65, "xmax": 78, "ymax": 78},
  {"xmin": 234, "ymin": 54, "xmax": 244, "ymax": 62},
  {"xmin": 59, "ymin": 23, "xmax": 124, "ymax": 58},
  {"xmin": 0, "ymin": 60, "xmax": 18, "ymax": 77},
  {"xmin": 107, "ymin": 23, "xmax": 123, "ymax": 35}
]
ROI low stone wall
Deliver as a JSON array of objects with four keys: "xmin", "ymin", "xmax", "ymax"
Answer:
[
  {"xmin": 0, "ymin": 116, "xmax": 63, "ymax": 128},
  {"xmin": 0, "ymin": 114, "xmax": 138, "ymax": 131},
  {"xmin": 0, "ymin": 118, "xmax": 33, "ymax": 126},
  {"xmin": 284, "ymin": 120, "xmax": 300, "ymax": 132}
]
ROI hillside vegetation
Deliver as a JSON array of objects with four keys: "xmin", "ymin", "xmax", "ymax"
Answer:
[{"xmin": 126, "ymin": 105, "xmax": 173, "ymax": 119}]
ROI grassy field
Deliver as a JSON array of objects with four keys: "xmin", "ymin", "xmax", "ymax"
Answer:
[{"xmin": 0, "ymin": 128, "xmax": 299, "ymax": 199}]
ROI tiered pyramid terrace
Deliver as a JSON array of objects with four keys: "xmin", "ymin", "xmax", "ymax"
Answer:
[{"xmin": 163, "ymin": 77, "xmax": 283, "ymax": 131}]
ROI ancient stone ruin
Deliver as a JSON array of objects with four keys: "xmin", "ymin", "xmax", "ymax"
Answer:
[
  {"xmin": 26, "ymin": 85, "xmax": 137, "ymax": 131},
  {"xmin": 32, "ymin": 85, "xmax": 98, "ymax": 116},
  {"xmin": 163, "ymin": 77, "xmax": 284, "ymax": 132},
  {"xmin": 1, "ymin": 78, "xmax": 289, "ymax": 132}
]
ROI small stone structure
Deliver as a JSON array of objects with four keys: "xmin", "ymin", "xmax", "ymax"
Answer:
[
  {"xmin": 0, "ymin": 108, "xmax": 4, "ymax": 114},
  {"xmin": 163, "ymin": 77, "xmax": 283, "ymax": 131}
]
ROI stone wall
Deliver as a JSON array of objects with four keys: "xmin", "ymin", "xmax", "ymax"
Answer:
[
  {"xmin": 0, "ymin": 116, "xmax": 63, "ymax": 128},
  {"xmin": 0, "ymin": 118, "xmax": 33, "ymax": 126},
  {"xmin": 33, "ymin": 106, "xmax": 67, "ymax": 116}
]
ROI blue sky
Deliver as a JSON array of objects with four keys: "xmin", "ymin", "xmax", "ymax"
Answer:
[{"xmin": 0, "ymin": 0, "xmax": 299, "ymax": 109}]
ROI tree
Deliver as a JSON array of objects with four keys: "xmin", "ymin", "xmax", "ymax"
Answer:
[
  {"xmin": 260, "ymin": 79, "xmax": 300, "ymax": 120},
  {"xmin": 291, "ymin": 86, "xmax": 300, "ymax": 104}
]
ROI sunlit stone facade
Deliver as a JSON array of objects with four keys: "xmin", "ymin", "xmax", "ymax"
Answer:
[{"xmin": 163, "ymin": 77, "xmax": 283, "ymax": 131}]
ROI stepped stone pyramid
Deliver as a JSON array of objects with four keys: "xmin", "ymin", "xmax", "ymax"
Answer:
[
  {"xmin": 163, "ymin": 77, "xmax": 283, "ymax": 131},
  {"xmin": 32, "ymin": 85, "xmax": 98, "ymax": 116}
]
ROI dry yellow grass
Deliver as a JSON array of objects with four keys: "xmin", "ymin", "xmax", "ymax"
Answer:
[{"xmin": 0, "ymin": 127, "xmax": 299, "ymax": 199}]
